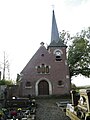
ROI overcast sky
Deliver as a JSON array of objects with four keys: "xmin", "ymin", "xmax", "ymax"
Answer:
[{"xmin": 0, "ymin": 0, "xmax": 90, "ymax": 86}]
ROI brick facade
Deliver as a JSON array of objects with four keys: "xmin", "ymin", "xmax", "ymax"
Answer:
[{"xmin": 18, "ymin": 44, "xmax": 70, "ymax": 96}]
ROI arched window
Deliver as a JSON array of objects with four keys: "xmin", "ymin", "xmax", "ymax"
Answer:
[
  {"xmin": 36, "ymin": 64, "xmax": 50, "ymax": 74},
  {"xmin": 55, "ymin": 51, "xmax": 62, "ymax": 61},
  {"xmin": 54, "ymin": 49, "xmax": 63, "ymax": 61},
  {"xmin": 37, "ymin": 66, "xmax": 41, "ymax": 73},
  {"xmin": 46, "ymin": 66, "xmax": 49, "ymax": 73},
  {"xmin": 42, "ymin": 64, "xmax": 45, "ymax": 73}
]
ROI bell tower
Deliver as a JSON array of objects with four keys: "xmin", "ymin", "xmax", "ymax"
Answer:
[
  {"xmin": 47, "ymin": 9, "xmax": 70, "ymax": 95},
  {"xmin": 48, "ymin": 10, "xmax": 67, "ymax": 61}
]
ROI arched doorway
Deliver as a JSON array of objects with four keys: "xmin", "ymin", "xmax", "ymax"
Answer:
[{"xmin": 38, "ymin": 80, "xmax": 49, "ymax": 95}]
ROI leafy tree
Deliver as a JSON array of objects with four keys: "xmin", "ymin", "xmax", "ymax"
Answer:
[
  {"xmin": 0, "ymin": 79, "xmax": 14, "ymax": 85},
  {"xmin": 0, "ymin": 79, "xmax": 6, "ymax": 85},
  {"xmin": 67, "ymin": 28, "xmax": 90, "ymax": 78},
  {"xmin": 5, "ymin": 80, "xmax": 14, "ymax": 85},
  {"xmin": 60, "ymin": 28, "xmax": 90, "ymax": 78},
  {"xmin": 60, "ymin": 30, "xmax": 70, "ymax": 45}
]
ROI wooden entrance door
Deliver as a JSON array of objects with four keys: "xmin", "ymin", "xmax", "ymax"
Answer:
[{"xmin": 38, "ymin": 80, "xmax": 49, "ymax": 95}]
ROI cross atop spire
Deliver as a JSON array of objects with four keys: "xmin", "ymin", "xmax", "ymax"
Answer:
[
  {"xmin": 52, "ymin": 4, "xmax": 55, "ymax": 10},
  {"xmin": 51, "ymin": 10, "xmax": 59, "ymax": 43}
]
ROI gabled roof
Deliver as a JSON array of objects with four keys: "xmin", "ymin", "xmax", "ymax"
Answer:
[
  {"xmin": 49, "ymin": 10, "xmax": 66, "ymax": 47},
  {"xmin": 21, "ymin": 43, "xmax": 50, "ymax": 74}
]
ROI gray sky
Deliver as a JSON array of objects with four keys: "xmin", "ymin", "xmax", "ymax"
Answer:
[
  {"xmin": 65, "ymin": 0, "xmax": 87, "ymax": 6},
  {"xmin": 0, "ymin": 0, "xmax": 90, "ymax": 85}
]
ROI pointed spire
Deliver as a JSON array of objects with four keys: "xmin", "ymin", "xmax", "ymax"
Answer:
[
  {"xmin": 49, "ymin": 10, "xmax": 66, "ymax": 47},
  {"xmin": 51, "ymin": 10, "xmax": 59, "ymax": 43}
]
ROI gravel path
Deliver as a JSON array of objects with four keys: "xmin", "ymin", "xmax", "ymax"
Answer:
[{"xmin": 36, "ymin": 98, "xmax": 70, "ymax": 120}]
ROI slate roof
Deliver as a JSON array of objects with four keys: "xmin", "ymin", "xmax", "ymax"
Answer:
[{"xmin": 49, "ymin": 39, "xmax": 66, "ymax": 47}]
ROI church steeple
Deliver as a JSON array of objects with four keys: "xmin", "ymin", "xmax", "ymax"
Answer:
[
  {"xmin": 51, "ymin": 10, "xmax": 59, "ymax": 43},
  {"xmin": 49, "ymin": 10, "xmax": 66, "ymax": 47}
]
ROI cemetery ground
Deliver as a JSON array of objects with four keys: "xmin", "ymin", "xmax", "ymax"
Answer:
[
  {"xmin": 0, "ymin": 96, "xmax": 71, "ymax": 120},
  {"xmin": 36, "ymin": 97, "xmax": 70, "ymax": 120}
]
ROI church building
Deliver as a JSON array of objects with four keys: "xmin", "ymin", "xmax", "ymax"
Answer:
[{"xmin": 18, "ymin": 10, "xmax": 71, "ymax": 96}]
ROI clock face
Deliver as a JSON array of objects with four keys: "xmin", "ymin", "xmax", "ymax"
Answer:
[{"xmin": 55, "ymin": 51, "xmax": 61, "ymax": 56}]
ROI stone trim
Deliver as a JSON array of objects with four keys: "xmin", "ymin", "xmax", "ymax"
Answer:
[{"xmin": 35, "ymin": 77, "xmax": 52, "ymax": 96}]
